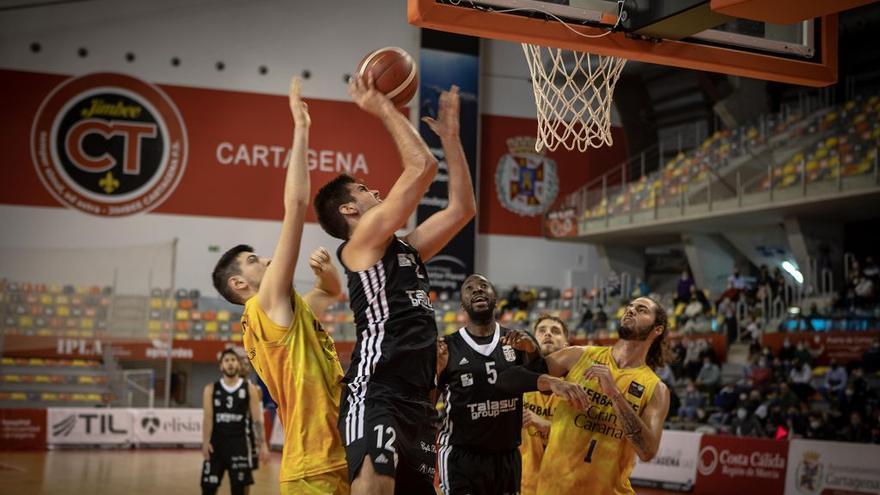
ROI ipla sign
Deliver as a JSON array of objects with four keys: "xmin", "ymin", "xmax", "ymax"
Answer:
[
  {"xmin": 48, "ymin": 408, "xmax": 132, "ymax": 444},
  {"xmin": 695, "ymin": 434, "xmax": 789, "ymax": 495}
]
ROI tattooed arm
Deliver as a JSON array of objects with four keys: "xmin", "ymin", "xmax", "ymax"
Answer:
[
  {"xmin": 249, "ymin": 382, "xmax": 270, "ymax": 464},
  {"xmin": 585, "ymin": 365, "xmax": 670, "ymax": 462}
]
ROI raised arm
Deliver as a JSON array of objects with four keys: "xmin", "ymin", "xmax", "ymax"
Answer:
[
  {"xmin": 302, "ymin": 247, "xmax": 343, "ymax": 318},
  {"xmin": 496, "ymin": 345, "xmax": 589, "ymax": 409},
  {"xmin": 258, "ymin": 77, "xmax": 311, "ymax": 326},
  {"xmin": 201, "ymin": 384, "xmax": 214, "ymax": 460},
  {"xmin": 586, "ymin": 366, "xmax": 670, "ymax": 462},
  {"xmin": 405, "ymin": 86, "xmax": 476, "ymax": 261},
  {"xmin": 343, "ymin": 75, "xmax": 438, "ymax": 269}
]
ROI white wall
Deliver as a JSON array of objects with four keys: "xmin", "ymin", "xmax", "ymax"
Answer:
[{"xmin": 0, "ymin": 0, "xmax": 607, "ymax": 294}]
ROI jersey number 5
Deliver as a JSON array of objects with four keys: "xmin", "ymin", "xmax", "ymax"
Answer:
[
  {"xmin": 486, "ymin": 361, "xmax": 497, "ymax": 384},
  {"xmin": 583, "ymin": 439, "xmax": 598, "ymax": 463}
]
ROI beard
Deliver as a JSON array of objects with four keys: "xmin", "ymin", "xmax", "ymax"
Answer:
[
  {"xmin": 223, "ymin": 368, "xmax": 239, "ymax": 378},
  {"xmin": 465, "ymin": 300, "xmax": 496, "ymax": 325},
  {"xmin": 619, "ymin": 320, "xmax": 652, "ymax": 341}
]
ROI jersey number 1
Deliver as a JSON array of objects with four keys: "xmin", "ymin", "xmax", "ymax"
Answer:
[{"xmin": 583, "ymin": 439, "xmax": 598, "ymax": 463}]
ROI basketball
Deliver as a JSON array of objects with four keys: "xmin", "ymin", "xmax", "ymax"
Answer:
[{"xmin": 355, "ymin": 46, "xmax": 418, "ymax": 107}]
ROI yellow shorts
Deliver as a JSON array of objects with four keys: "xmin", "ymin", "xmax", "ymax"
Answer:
[{"xmin": 280, "ymin": 468, "xmax": 350, "ymax": 495}]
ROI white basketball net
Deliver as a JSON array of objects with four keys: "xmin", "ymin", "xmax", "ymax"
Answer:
[{"xmin": 522, "ymin": 43, "xmax": 627, "ymax": 152}]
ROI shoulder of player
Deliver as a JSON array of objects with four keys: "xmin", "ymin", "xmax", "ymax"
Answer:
[{"xmin": 203, "ymin": 382, "xmax": 215, "ymax": 394}]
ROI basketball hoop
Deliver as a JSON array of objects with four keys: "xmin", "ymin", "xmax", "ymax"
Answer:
[{"xmin": 522, "ymin": 43, "xmax": 626, "ymax": 152}]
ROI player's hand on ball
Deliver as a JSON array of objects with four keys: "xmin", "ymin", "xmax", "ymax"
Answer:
[
  {"xmin": 288, "ymin": 77, "xmax": 310, "ymax": 128},
  {"xmin": 348, "ymin": 74, "xmax": 392, "ymax": 117},
  {"xmin": 308, "ymin": 247, "xmax": 333, "ymax": 276},
  {"xmin": 202, "ymin": 442, "xmax": 213, "ymax": 460},
  {"xmin": 548, "ymin": 377, "xmax": 589, "ymax": 410},
  {"xmin": 501, "ymin": 329, "xmax": 536, "ymax": 354},
  {"xmin": 584, "ymin": 364, "xmax": 618, "ymax": 397},
  {"xmin": 422, "ymin": 85, "xmax": 460, "ymax": 141}
]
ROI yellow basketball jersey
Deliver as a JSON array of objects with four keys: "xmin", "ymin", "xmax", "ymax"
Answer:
[
  {"xmin": 242, "ymin": 291, "xmax": 347, "ymax": 482},
  {"xmin": 535, "ymin": 346, "xmax": 659, "ymax": 495},
  {"xmin": 520, "ymin": 391, "xmax": 559, "ymax": 495}
]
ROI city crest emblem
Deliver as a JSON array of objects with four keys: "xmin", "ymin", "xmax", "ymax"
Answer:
[
  {"xmin": 495, "ymin": 136, "xmax": 559, "ymax": 217},
  {"xmin": 502, "ymin": 344, "xmax": 516, "ymax": 362}
]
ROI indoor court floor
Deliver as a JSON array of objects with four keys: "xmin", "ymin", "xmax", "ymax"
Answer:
[{"xmin": 0, "ymin": 449, "xmax": 679, "ymax": 494}]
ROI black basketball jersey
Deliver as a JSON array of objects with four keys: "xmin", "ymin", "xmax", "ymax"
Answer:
[
  {"xmin": 211, "ymin": 378, "xmax": 250, "ymax": 442},
  {"xmin": 438, "ymin": 324, "xmax": 527, "ymax": 451},
  {"xmin": 338, "ymin": 237, "xmax": 437, "ymax": 393}
]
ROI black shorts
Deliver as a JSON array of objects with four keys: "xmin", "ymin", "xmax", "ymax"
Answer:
[
  {"xmin": 437, "ymin": 445, "xmax": 520, "ymax": 495},
  {"xmin": 201, "ymin": 438, "xmax": 254, "ymax": 491},
  {"xmin": 339, "ymin": 383, "xmax": 437, "ymax": 494}
]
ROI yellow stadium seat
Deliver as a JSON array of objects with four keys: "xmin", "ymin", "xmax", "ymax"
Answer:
[
  {"xmin": 175, "ymin": 309, "xmax": 189, "ymax": 321},
  {"xmin": 56, "ymin": 306, "xmax": 70, "ymax": 317},
  {"xmin": 79, "ymin": 318, "xmax": 94, "ymax": 329},
  {"xmin": 148, "ymin": 320, "xmax": 162, "ymax": 331},
  {"xmin": 19, "ymin": 315, "xmax": 34, "ymax": 327},
  {"xmin": 205, "ymin": 321, "xmax": 218, "ymax": 333},
  {"xmin": 217, "ymin": 310, "xmax": 231, "ymax": 322},
  {"xmin": 150, "ymin": 298, "xmax": 163, "ymax": 309}
]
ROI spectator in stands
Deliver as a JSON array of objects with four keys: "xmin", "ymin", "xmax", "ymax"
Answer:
[
  {"xmin": 718, "ymin": 296, "xmax": 738, "ymax": 343},
  {"xmin": 576, "ymin": 306, "xmax": 594, "ymax": 335},
  {"xmin": 778, "ymin": 338, "xmax": 796, "ymax": 363},
  {"xmin": 728, "ymin": 267, "xmax": 747, "ymax": 292},
  {"xmin": 678, "ymin": 380, "xmax": 704, "ymax": 421},
  {"xmin": 731, "ymin": 407, "xmax": 766, "ymax": 438},
  {"xmin": 794, "ymin": 340, "xmax": 813, "ymax": 366},
  {"xmin": 789, "ymin": 359, "xmax": 814, "ymax": 401},
  {"xmin": 696, "ymin": 356, "xmax": 721, "ymax": 395},
  {"xmin": 676, "ymin": 271, "xmax": 695, "ymax": 305},
  {"xmin": 757, "ymin": 264, "xmax": 772, "ymax": 290},
  {"xmin": 739, "ymin": 314, "xmax": 763, "ymax": 343},
  {"xmin": 717, "ymin": 282, "xmax": 740, "ymax": 306},
  {"xmin": 771, "ymin": 357, "xmax": 789, "ymax": 384},
  {"xmin": 777, "ymin": 382, "xmax": 800, "ymax": 411},
  {"xmin": 853, "ymin": 274, "xmax": 875, "ymax": 307},
  {"xmin": 606, "ymin": 271, "xmax": 621, "ymax": 297},
  {"xmin": 714, "ymin": 382, "xmax": 739, "ymax": 415},
  {"xmin": 592, "ymin": 303, "xmax": 608, "ymax": 330},
  {"xmin": 749, "ymin": 356, "xmax": 773, "ymax": 390},
  {"xmin": 633, "ymin": 277, "xmax": 649, "ymax": 298},
  {"xmin": 864, "ymin": 339, "xmax": 880, "ymax": 374},
  {"xmin": 505, "ymin": 285, "xmax": 522, "ymax": 313},
  {"xmin": 821, "ymin": 359, "xmax": 848, "ymax": 402},
  {"xmin": 840, "ymin": 411, "xmax": 872, "ymax": 443},
  {"xmin": 771, "ymin": 267, "xmax": 786, "ymax": 296},
  {"xmin": 683, "ymin": 340, "xmax": 704, "ymax": 379},
  {"xmin": 804, "ymin": 412, "xmax": 830, "ymax": 440}
]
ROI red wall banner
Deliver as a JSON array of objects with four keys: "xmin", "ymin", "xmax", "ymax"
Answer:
[
  {"xmin": 2, "ymin": 335, "xmax": 355, "ymax": 365},
  {"xmin": 0, "ymin": 408, "xmax": 47, "ymax": 450},
  {"xmin": 695, "ymin": 434, "xmax": 788, "ymax": 495},
  {"xmin": 479, "ymin": 114, "xmax": 627, "ymax": 237},
  {"xmin": 762, "ymin": 330, "xmax": 880, "ymax": 366},
  {"xmin": 1, "ymin": 69, "xmax": 401, "ymax": 221}
]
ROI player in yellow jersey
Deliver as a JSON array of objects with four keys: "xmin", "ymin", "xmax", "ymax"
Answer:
[
  {"xmin": 499, "ymin": 296, "xmax": 671, "ymax": 495},
  {"xmin": 211, "ymin": 77, "xmax": 348, "ymax": 495},
  {"xmin": 519, "ymin": 314, "xmax": 569, "ymax": 495}
]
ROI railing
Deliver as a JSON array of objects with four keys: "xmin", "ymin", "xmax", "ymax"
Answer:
[{"xmin": 546, "ymin": 91, "xmax": 880, "ymax": 239}]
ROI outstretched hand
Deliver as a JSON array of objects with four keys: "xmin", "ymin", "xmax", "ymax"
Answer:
[
  {"xmin": 501, "ymin": 329, "xmax": 537, "ymax": 354},
  {"xmin": 308, "ymin": 247, "xmax": 334, "ymax": 276},
  {"xmin": 288, "ymin": 77, "xmax": 310, "ymax": 128},
  {"xmin": 422, "ymin": 85, "xmax": 460, "ymax": 141},
  {"xmin": 348, "ymin": 74, "xmax": 393, "ymax": 117}
]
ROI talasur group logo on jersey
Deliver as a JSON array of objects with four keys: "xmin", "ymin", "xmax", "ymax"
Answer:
[
  {"xmin": 495, "ymin": 136, "xmax": 559, "ymax": 217},
  {"xmin": 31, "ymin": 73, "xmax": 188, "ymax": 216}
]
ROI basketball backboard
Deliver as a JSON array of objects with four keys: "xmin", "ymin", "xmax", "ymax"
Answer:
[{"xmin": 406, "ymin": 0, "xmax": 859, "ymax": 87}]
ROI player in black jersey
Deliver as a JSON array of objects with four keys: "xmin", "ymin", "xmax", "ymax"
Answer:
[
  {"xmin": 436, "ymin": 274, "xmax": 540, "ymax": 495},
  {"xmin": 201, "ymin": 349, "xmax": 269, "ymax": 495},
  {"xmin": 314, "ymin": 76, "xmax": 475, "ymax": 495}
]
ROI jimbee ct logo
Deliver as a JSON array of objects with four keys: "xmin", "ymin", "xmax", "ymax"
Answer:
[{"xmin": 31, "ymin": 73, "xmax": 187, "ymax": 216}]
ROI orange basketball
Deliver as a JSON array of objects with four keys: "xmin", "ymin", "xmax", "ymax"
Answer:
[{"xmin": 356, "ymin": 47, "xmax": 418, "ymax": 107}]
